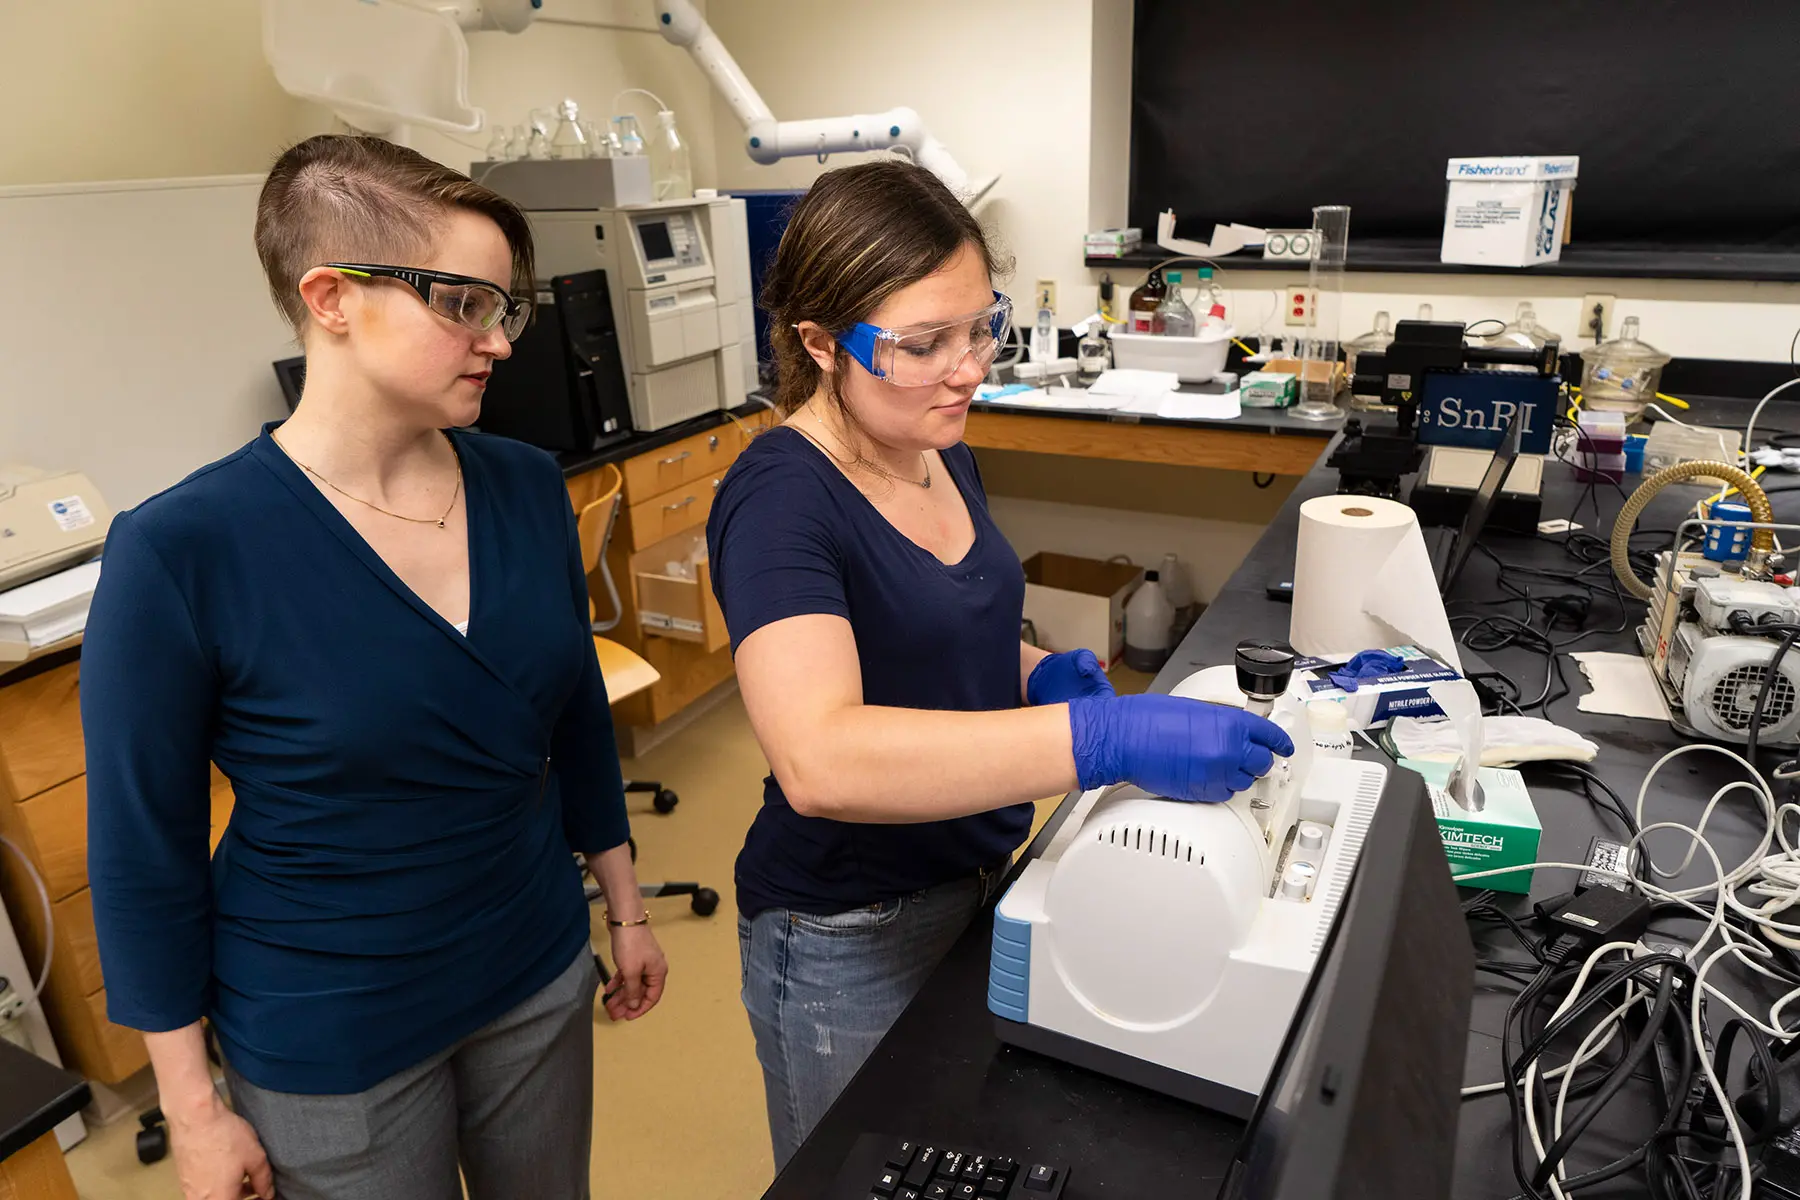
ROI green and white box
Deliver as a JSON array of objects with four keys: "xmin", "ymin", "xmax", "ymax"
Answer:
[{"xmin": 1404, "ymin": 759, "xmax": 1542, "ymax": 894}]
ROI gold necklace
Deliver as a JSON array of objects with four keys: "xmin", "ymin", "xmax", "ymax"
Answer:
[
  {"xmin": 798, "ymin": 411, "xmax": 932, "ymax": 489},
  {"xmin": 275, "ymin": 433, "xmax": 463, "ymax": 528}
]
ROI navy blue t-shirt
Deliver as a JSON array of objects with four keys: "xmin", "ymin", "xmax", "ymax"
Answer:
[{"xmin": 707, "ymin": 426, "xmax": 1033, "ymax": 917}]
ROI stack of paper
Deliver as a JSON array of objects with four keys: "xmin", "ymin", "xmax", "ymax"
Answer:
[
  {"xmin": 974, "ymin": 375, "xmax": 1241, "ymax": 421},
  {"xmin": 1085, "ymin": 369, "xmax": 1182, "ymax": 399},
  {"xmin": 0, "ymin": 559, "xmax": 102, "ymax": 661}
]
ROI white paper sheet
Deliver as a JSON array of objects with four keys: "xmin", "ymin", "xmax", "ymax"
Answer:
[
  {"xmin": 0, "ymin": 559, "xmax": 100, "ymax": 621},
  {"xmin": 1570, "ymin": 651, "xmax": 1673, "ymax": 721},
  {"xmin": 1086, "ymin": 369, "xmax": 1182, "ymax": 398},
  {"xmin": 1154, "ymin": 390, "xmax": 1242, "ymax": 421}
]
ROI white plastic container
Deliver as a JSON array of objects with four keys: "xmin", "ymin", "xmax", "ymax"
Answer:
[
  {"xmin": 1307, "ymin": 700, "xmax": 1353, "ymax": 759},
  {"xmin": 1440, "ymin": 156, "xmax": 1579, "ymax": 268},
  {"xmin": 1109, "ymin": 326, "xmax": 1235, "ymax": 383},
  {"xmin": 1123, "ymin": 570, "xmax": 1176, "ymax": 672}
]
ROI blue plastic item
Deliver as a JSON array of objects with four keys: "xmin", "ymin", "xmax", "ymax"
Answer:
[
  {"xmin": 1704, "ymin": 501, "xmax": 1754, "ymax": 562},
  {"xmin": 1326, "ymin": 648, "xmax": 1409, "ymax": 693},
  {"xmin": 1026, "ymin": 649, "xmax": 1116, "ymax": 706},
  {"xmin": 987, "ymin": 908, "xmax": 1032, "ymax": 1021},
  {"xmin": 1624, "ymin": 434, "xmax": 1647, "ymax": 473},
  {"xmin": 1067, "ymin": 694, "xmax": 1294, "ymax": 803}
]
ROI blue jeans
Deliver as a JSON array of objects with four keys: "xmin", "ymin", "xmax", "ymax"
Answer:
[{"xmin": 738, "ymin": 864, "xmax": 1010, "ymax": 1171}]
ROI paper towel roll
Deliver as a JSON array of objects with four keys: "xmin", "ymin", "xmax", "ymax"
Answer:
[{"xmin": 1290, "ymin": 495, "xmax": 1462, "ymax": 672}]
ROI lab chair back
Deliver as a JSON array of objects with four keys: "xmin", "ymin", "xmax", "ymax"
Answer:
[{"xmin": 575, "ymin": 465, "xmax": 659, "ymax": 703}]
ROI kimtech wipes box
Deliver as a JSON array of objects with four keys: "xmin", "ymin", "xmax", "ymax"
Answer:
[
  {"xmin": 1406, "ymin": 759, "xmax": 1543, "ymax": 895},
  {"xmin": 1441, "ymin": 156, "xmax": 1579, "ymax": 268}
]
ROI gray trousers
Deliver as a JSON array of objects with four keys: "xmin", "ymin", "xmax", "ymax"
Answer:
[{"xmin": 225, "ymin": 949, "xmax": 600, "ymax": 1200}]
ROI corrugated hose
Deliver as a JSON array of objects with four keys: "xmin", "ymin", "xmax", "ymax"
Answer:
[{"xmin": 1610, "ymin": 461, "xmax": 1775, "ymax": 600}]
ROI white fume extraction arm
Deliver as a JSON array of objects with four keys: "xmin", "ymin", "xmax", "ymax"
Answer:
[{"xmin": 261, "ymin": 0, "xmax": 996, "ymax": 203}]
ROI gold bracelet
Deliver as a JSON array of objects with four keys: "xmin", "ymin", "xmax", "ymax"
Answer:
[{"xmin": 604, "ymin": 911, "xmax": 651, "ymax": 927}]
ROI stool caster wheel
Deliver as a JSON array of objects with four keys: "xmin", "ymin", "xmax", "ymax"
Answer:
[
  {"xmin": 692, "ymin": 887, "xmax": 720, "ymax": 917},
  {"xmin": 653, "ymin": 788, "xmax": 679, "ymax": 814},
  {"xmin": 628, "ymin": 836, "xmax": 637, "ymax": 863},
  {"xmin": 137, "ymin": 1111, "xmax": 169, "ymax": 1164}
]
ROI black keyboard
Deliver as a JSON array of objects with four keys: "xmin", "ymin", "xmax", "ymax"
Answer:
[{"xmin": 827, "ymin": 1132, "xmax": 1070, "ymax": 1200}]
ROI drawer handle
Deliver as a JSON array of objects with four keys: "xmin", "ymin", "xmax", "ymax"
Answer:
[
  {"xmin": 712, "ymin": 477, "xmax": 722, "ymax": 491},
  {"xmin": 663, "ymin": 496, "xmax": 697, "ymax": 512},
  {"xmin": 708, "ymin": 435, "xmax": 720, "ymax": 450},
  {"xmin": 659, "ymin": 451, "xmax": 692, "ymax": 466}
]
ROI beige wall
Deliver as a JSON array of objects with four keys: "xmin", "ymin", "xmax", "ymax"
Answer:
[
  {"xmin": 0, "ymin": 0, "xmax": 323, "ymax": 186},
  {"xmin": 706, "ymin": 0, "xmax": 1102, "ymax": 327}
]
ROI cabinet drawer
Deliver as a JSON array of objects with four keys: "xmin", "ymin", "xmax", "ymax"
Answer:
[
  {"xmin": 633, "ymin": 530, "xmax": 728, "ymax": 654},
  {"xmin": 56, "ymin": 887, "xmax": 103, "ymax": 997},
  {"xmin": 17, "ymin": 776, "xmax": 86, "ymax": 901},
  {"xmin": 622, "ymin": 426, "xmax": 738, "ymax": 500},
  {"xmin": 627, "ymin": 472, "xmax": 723, "ymax": 549},
  {"xmin": 81, "ymin": 988, "xmax": 148, "ymax": 1084},
  {"xmin": 0, "ymin": 661, "xmax": 83, "ymax": 800},
  {"xmin": 209, "ymin": 766, "xmax": 236, "ymax": 852}
]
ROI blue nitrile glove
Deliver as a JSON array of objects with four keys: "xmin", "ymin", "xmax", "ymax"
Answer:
[
  {"xmin": 1067, "ymin": 694, "xmax": 1296, "ymax": 803},
  {"xmin": 1326, "ymin": 648, "xmax": 1408, "ymax": 693},
  {"xmin": 1027, "ymin": 648, "xmax": 1117, "ymax": 706}
]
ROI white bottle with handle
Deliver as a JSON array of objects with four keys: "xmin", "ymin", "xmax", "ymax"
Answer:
[{"xmin": 1123, "ymin": 570, "xmax": 1176, "ymax": 672}]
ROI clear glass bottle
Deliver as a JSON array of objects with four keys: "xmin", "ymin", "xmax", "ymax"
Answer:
[
  {"xmin": 613, "ymin": 114, "xmax": 645, "ymax": 157},
  {"xmin": 1345, "ymin": 310, "xmax": 1395, "ymax": 411},
  {"xmin": 510, "ymin": 125, "xmax": 529, "ymax": 161},
  {"xmin": 1156, "ymin": 271, "xmax": 1196, "ymax": 337},
  {"xmin": 483, "ymin": 125, "xmax": 510, "ymax": 162},
  {"xmin": 1031, "ymin": 288, "xmax": 1056, "ymax": 363},
  {"xmin": 1197, "ymin": 266, "xmax": 1225, "ymax": 316},
  {"xmin": 650, "ymin": 109, "xmax": 694, "ymax": 200},
  {"xmin": 525, "ymin": 111, "xmax": 553, "ymax": 160},
  {"xmin": 581, "ymin": 120, "xmax": 608, "ymax": 158},
  {"xmin": 550, "ymin": 99, "xmax": 588, "ymax": 160},
  {"xmin": 1077, "ymin": 323, "xmax": 1111, "ymax": 384}
]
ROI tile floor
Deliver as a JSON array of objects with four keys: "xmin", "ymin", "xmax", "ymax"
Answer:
[{"xmin": 64, "ymin": 666, "xmax": 1151, "ymax": 1199}]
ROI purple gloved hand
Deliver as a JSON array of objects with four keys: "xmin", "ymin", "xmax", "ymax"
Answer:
[
  {"xmin": 1026, "ymin": 648, "xmax": 1116, "ymax": 706},
  {"xmin": 1067, "ymin": 694, "xmax": 1295, "ymax": 803}
]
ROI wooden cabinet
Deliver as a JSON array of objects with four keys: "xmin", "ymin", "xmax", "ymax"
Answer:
[
  {"xmin": 568, "ymin": 409, "xmax": 773, "ymax": 731},
  {"xmin": 0, "ymin": 660, "xmax": 240, "ymax": 1086}
]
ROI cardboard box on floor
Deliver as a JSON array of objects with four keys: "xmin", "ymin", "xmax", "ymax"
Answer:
[{"xmin": 1022, "ymin": 552, "xmax": 1144, "ymax": 670}]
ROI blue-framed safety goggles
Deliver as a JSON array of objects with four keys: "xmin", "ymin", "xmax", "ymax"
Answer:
[{"xmin": 834, "ymin": 292, "xmax": 1013, "ymax": 387}]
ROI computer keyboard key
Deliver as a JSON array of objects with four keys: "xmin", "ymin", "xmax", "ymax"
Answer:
[
  {"xmin": 990, "ymin": 1158, "xmax": 1018, "ymax": 1179},
  {"xmin": 872, "ymin": 1168, "xmax": 901, "ymax": 1196},
  {"xmin": 978, "ymin": 1178, "xmax": 1008, "ymax": 1198},
  {"xmin": 888, "ymin": 1141, "xmax": 918, "ymax": 1170},
  {"xmin": 923, "ymin": 1183, "xmax": 952, "ymax": 1200},
  {"xmin": 953, "ymin": 1184, "xmax": 979, "ymax": 1200},
  {"xmin": 905, "ymin": 1150, "xmax": 940, "ymax": 1190},
  {"xmin": 1023, "ymin": 1164, "xmax": 1058, "ymax": 1192},
  {"xmin": 937, "ymin": 1151, "xmax": 966, "ymax": 1179},
  {"xmin": 963, "ymin": 1156, "xmax": 988, "ymax": 1182},
  {"xmin": 898, "ymin": 1190, "xmax": 921, "ymax": 1200}
]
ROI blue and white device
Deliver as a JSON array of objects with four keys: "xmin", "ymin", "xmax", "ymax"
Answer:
[{"xmin": 989, "ymin": 655, "xmax": 1389, "ymax": 1117}]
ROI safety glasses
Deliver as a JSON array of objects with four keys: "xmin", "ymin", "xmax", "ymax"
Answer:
[
  {"xmin": 325, "ymin": 263, "xmax": 534, "ymax": 342},
  {"xmin": 834, "ymin": 293, "xmax": 1013, "ymax": 388}
]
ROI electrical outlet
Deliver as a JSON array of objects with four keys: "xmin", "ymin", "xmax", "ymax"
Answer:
[
  {"xmin": 1034, "ymin": 278, "xmax": 1057, "ymax": 315},
  {"xmin": 1581, "ymin": 293, "xmax": 1615, "ymax": 343},
  {"xmin": 1285, "ymin": 288, "xmax": 1317, "ymax": 326}
]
